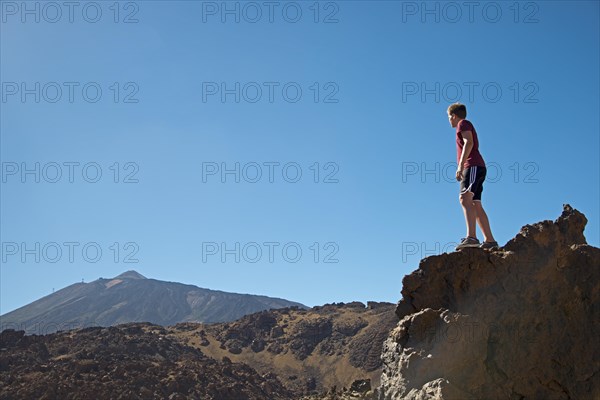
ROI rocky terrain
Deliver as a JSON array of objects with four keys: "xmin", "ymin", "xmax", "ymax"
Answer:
[
  {"xmin": 170, "ymin": 301, "xmax": 397, "ymax": 394},
  {"xmin": 0, "ymin": 323, "xmax": 291, "ymax": 399},
  {"xmin": 1, "ymin": 205, "xmax": 598, "ymax": 400},
  {"xmin": 380, "ymin": 205, "xmax": 599, "ymax": 399},
  {"xmin": 1, "ymin": 302, "xmax": 397, "ymax": 399},
  {"xmin": 1, "ymin": 270, "xmax": 306, "ymax": 334}
]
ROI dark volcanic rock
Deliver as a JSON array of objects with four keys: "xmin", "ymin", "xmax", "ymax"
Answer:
[
  {"xmin": 350, "ymin": 379, "xmax": 372, "ymax": 393},
  {"xmin": 196, "ymin": 303, "xmax": 397, "ymax": 395},
  {"xmin": 1, "ymin": 302, "xmax": 398, "ymax": 400},
  {"xmin": 0, "ymin": 322, "xmax": 292, "ymax": 400},
  {"xmin": 289, "ymin": 318, "xmax": 334, "ymax": 360},
  {"xmin": 379, "ymin": 205, "xmax": 600, "ymax": 399},
  {"xmin": 349, "ymin": 312, "xmax": 398, "ymax": 372}
]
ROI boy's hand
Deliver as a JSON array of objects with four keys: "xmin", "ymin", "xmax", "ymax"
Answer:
[{"xmin": 456, "ymin": 168, "xmax": 463, "ymax": 181}]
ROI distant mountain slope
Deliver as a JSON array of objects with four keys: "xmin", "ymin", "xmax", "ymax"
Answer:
[{"xmin": 0, "ymin": 270, "xmax": 307, "ymax": 334}]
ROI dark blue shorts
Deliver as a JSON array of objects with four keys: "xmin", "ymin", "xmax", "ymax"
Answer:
[{"xmin": 460, "ymin": 166, "xmax": 486, "ymax": 201}]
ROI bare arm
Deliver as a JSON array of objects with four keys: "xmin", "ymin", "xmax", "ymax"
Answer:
[{"xmin": 455, "ymin": 130, "xmax": 474, "ymax": 180}]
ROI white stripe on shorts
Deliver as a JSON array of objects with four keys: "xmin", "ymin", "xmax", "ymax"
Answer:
[{"xmin": 466, "ymin": 166, "xmax": 476, "ymax": 193}]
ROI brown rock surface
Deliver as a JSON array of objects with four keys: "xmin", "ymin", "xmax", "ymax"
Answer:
[
  {"xmin": 172, "ymin": 302, "xmax": 398, "ymax": 396},
  {"xmin": 379, "ymin": 205, "xmax": 600, "ymax": 399},
  {"xmin": 0, "ymin": 323, "xmax": 292, "ymax": 399},
  {"xmin": 0, "ymin": 302, "xmax": 397, "ymax": 399}
]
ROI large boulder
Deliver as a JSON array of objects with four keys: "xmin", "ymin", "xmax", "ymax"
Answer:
[{"xmin": 380, "ymin": 205, "xmax": 599, "ymax": 399}]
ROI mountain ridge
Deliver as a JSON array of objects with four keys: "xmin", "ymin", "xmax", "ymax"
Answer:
[{"xmin": 1, "ymin": 271, "xmax": 307, "ymax": 334}]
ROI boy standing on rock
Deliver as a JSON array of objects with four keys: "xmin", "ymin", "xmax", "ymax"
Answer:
[{"xmin": 447, "ymin": 103, "xmax": 498, "ymax": 250}]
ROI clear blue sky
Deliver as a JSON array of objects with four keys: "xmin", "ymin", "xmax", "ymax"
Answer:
[{"xmin": 1, "ymin": 1, "xmax": 599, "ymax": 315}]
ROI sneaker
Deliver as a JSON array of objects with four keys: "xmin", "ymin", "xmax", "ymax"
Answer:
[
  {"xmin": 479, "ymin": 241, "xmax": 499, "ymax": 249},
  {"xmin": 456, "ymin": 237, "xmax": 480, "ymax": 250}
]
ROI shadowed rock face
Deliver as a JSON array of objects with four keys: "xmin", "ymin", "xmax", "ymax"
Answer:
[{"xmin": 380, "ymin": 205, "xmax": 600, "ymax": 400}]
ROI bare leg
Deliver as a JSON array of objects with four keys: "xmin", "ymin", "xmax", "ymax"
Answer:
[
  {"xmin": 473, "ymin": 201, "xmax": 495, "ymax": 242},
  {"xmin": 459, "ymin": 192, "xmax": 478, "ymax": 239}
]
